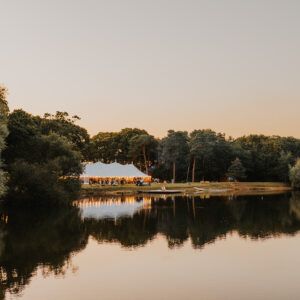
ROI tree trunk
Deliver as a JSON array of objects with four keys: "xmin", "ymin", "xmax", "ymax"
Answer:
[
  {"xmin": 192, "ymin": 158, "xmax": 196, "ymax": 182},
  {"xmin": 202, "ymin": 157, "xmax": 205, "ymax": 181},
  {"xmin": 186, "ymin": 160, "xmax": 190, "ymax": 182},
  {"xmin": 172, "ymin": 161, "xmax": 176, "ymax": 183},
  {"xmin": 142, "ymin": 145, "xmax": 148, "ymax": 175}
]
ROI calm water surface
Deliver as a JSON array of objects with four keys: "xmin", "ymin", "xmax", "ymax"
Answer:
[{"xmin": 2, "ymin": 192, "xmax": 300, "ymax": 299}]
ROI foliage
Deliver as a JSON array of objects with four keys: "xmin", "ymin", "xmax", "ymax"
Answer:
[
  {"xmin": 290, "ymin": 159, "xmax": 300, "ymax": 189},
  {"xmin": 4, "ymin": 110, "xmax": 89, "ymax": 165},
  {"xmin": 89, "ymin": 132, "xmax": 119, "ymax": 162},
  {"xmin": 41, "ymin": 111, "xmax": 90, "ymax": 159},
  {"xmin": 2, "ymin": 92, "xmax": 300, "ymax": 191},
  {"xmin": 161, "ymin": 130, "xmax": 189, "ymax": 182},
  {"xmin": 88, "ymin": 129, "xmax": 300, "ymax": 183},
  {"xmin": 0, "ymin": 86, "xmax": 9, "ymax": 196},
  {"xmin": 7, "ymin": 133, "xmax": 82, "ymax": 205},
  {"xmin": 90, "ymin": 128, "xmax": 148, "ymax": 163},
  {"xmin": 226, "ymin": 158, "xmax": 247, "ymax": 181},
  {"xmin": 128, "ymin": 134, "xmax": 158, "ymax": 174},
  {"xmin": 235, "ymin": 135, "xmax": 300, "ymax": 182},
  {"xmin": 4, "ymin": 109, "xmax": 83, "ymax": 205},
  {"xmin": 274, "ymin": 151, "xmax": 294, "ymax": 182},
  {"xmin": 189, "ymin": 129, "xmax": 233, "ymax": 181}
]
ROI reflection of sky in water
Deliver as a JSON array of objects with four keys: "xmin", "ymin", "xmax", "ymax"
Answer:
[
  {"xmin": 75, "ymin": 196, "xmax": 151, "ymax": 220},
  {"xmin": 4, "ymin": 193, "xmax": 300, "ymax": 300}
]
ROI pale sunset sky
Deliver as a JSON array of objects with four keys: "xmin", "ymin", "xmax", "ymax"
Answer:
[{"xmin": 1, "ymin": 0, "xmax": 299, "ymax": 138}]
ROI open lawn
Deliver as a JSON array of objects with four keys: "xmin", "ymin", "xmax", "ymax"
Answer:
[{"xmin": 81, "ymin": 182, "xmax": 292, "ymax": 197}]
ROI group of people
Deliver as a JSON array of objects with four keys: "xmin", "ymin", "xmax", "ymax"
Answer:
[
  {"xmin": 86, "ymin": 177, "xmax": 152, "ymax": 186},
  {"xmin": 88, "ymin": 178, "xmax": 126, "ymax": 185}
]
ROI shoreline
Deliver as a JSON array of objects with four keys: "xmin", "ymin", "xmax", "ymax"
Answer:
[{"xmin": 80, "ymin": 182, "xmax": 292, "ymax": 197}]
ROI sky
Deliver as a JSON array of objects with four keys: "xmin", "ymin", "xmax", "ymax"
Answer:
[{"xmin": 1, "ymin": 0, "xmax": 299, "ymax": 138}]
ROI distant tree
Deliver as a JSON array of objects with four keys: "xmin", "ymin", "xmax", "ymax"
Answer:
[
  {"xmin": 128, "ymin": 134, "xmax": 158, "ymax": 175},
  {"xmin": 90, "ymin": 132, "xmax": 119, "ymax": 162},
  {"xmin": 161, "ymin": 130, "xmax": 189, "ymax": 183},
  {"xmin": 226, "ymin": 158, "xmax": 247, "ymax": 181},
  {"xmin": 235, "ymin": 135, "xmax": 279, "ymax": 181},
  {"xmin": 290, "ymin": 159, "xmax": 300, "ymax": 189},
  {"xmin": 0, "ymin": 86, "xmax": 9, "ymax": 196},
  {"xmin": 189, "ymin": 130, "xmax": 216, "ymax": 182},
  {"xmin": 115, "ymin": 128, "xmax": 148, "ymax": 163},
  {"xmin": 189, "ymin": 129, "xmax": 233, "ymax": 181},
  {"xmin": 234, "ymin": 134, "xmax": 300, "ymax": 181},
  {"xmin": 90, "ymin": 128, "xmax": 148, "ymax": 164},
  {"xmin": 275, "ymin": 151, "xmax": 295, "ymax": 182}
]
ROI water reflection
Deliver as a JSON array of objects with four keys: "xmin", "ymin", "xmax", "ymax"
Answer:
[
  {"xmin": 0, "ymin": 205, "xmax": 88, "ymax": 299},
  {"xmin": 1, "ymin": 192, "xmax": 300, "ymax": 298},
  {"xmin": 78, "ymin": 192, "xmax": 300, "ymax": 248},
  {"xmin": 74, "ymin": 196, "xmax": 151, "ymax": 220}
]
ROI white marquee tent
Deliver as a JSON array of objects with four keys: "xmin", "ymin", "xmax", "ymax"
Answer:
[{"xmin": 80, "ymin": 162, "xmax": 150, "ymax": 184}]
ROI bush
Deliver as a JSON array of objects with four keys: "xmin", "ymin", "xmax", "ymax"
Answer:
[
  {"xmin": 7, "ymin": 160, "xmax": 81, "ymax": 205},
  {"xmin": 290, "ymin": 159, "xmax": 300, "ymax": 189},
  {"xmin": 5, "ymin": 133, "xmax": 82, "ymax": 206}
]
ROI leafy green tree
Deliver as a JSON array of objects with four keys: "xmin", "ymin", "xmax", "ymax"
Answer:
[
  {"xmin": 90, "ymin": 132, "xmax": 119, "ymax": 162},
  {"xmin": 90, "ymin": 128, "xmax": 148, "ymax": 164},
  {"xmin": 41, "ymin": 111, "xmax": 90, "ymax": 159},
  {"xmin": 226, "ymin": 158, "xmax": 247, "ymax": 181},
  {"xmin": 275, "ymin": 151, "xmax": 295, "ymax": 182},
  {"xmin": 4, "ymin": 110, "xmax": 90, "ymax": 162},
  {"xmin": 189, "ymin": 130, "xmax": 216, "ymax": 182},
  {"xmin": 290, "ymin": 159, "xmax": 300, "ymax": 189},
  {"xmin": 189, "ymin": 129, "xmax": 234, "ymax": 181},
  {"xmin": 235, "ymin": 134, "xmax": 300, "ymax": 182},
  {"xmin": 0, "ymin": 86, "xmax": 9, "ymax": 196},
  {"xmin": 7, "ymin": 133, "xmax": 82, "ymax": 204},
  {"xmin": 4, "ymin": 109, "xmax": 83, "ymax": 205},
  {"xmin": 161, "ymin": 130, "xmax": 189, "ymax": 182},
  {"xmin": 128, "ymin": 134, "xmax": 158, "ymax": 174},
  {"xmin": 3, "ymin": 109, "xmax": 41, "ymax": 165},
  {"xmin": 114, "ymin": 128, "xmax": 148, "ymax": 163},
  {"xmin": 279, "ymin": 137, "xmax": 300, "ymax": 159},
  {"xmin": 235, "ymin": 135, "xmax": 278, "ymax": 181}
]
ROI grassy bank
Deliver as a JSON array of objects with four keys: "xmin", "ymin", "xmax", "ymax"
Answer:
[{"xmin": 81, "ymin": 182, "xmax": 292, "ymax": 197}]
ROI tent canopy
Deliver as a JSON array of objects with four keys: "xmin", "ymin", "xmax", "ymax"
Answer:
[{"xmin": 81, "ymin": 162, "xmax": 149, "ymax": 178}]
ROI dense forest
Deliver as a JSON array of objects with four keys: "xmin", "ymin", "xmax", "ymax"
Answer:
[{"xmin": 0, "ymin": 86, "xmax": 300, "ymax": 203}]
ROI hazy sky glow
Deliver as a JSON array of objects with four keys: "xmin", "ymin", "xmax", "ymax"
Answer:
[{"xmin": 1, "ymin": 0, "xmax": 299, "ymax": 137}]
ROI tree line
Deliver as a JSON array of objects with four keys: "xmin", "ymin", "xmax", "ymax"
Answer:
[
  {"xmin": 87, "ymin": 128, "xmax": 300, "ymax": 185},
  {"xmin": 1, "ymin": 85, "xmax": 300, "ymax": 203}
]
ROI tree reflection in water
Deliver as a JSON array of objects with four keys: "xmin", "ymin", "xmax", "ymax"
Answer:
[
  {"xmin": 0, "ymin": 192, "xmax": 300, "ymax": 298},
  {"xmin": 0, "ymin": 204, "xmax": 88, "ymax": 299}
]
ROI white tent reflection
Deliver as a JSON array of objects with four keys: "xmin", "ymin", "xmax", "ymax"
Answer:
[{"xmin": 74, "ymin": 196, "xmax": 152, "ymax": 220}]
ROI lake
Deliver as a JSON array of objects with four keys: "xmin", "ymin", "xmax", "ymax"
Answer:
[{"xmin": 1, "ymin": 192, "xmax": 300, "ymax": 299}]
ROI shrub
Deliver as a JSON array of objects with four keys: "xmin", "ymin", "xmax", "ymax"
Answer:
[{"xmin": 290, "ymin": 159, "xmax": 300, "ymax": 189}]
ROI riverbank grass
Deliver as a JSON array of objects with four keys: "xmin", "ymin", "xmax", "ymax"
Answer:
[{"xmin": 81, "ymin": 182, "xmax": 291, "ymax": 196}]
